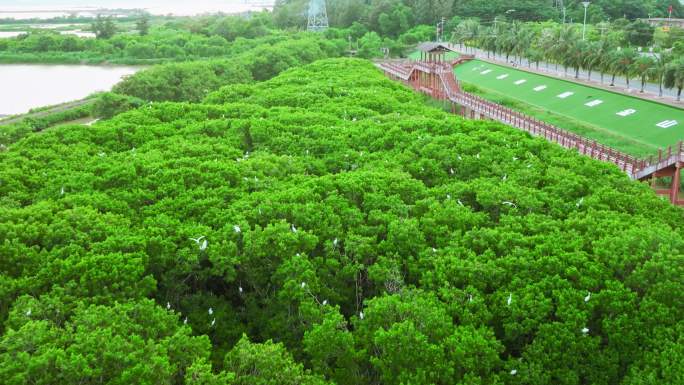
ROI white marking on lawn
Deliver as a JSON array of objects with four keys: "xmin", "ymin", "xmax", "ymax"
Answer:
[
  {"xmin": 480, "ymin": 69, "xmax": 492, "ymax": 75},
  {"xmin": 656, "ymin": 120, "xmax": 678, "ymax": 128},
  {"xmin": 557, "ymin": 92, "xmax": 574, "ymax": 99},
  {"xmin": 497, "ymin": 74, "xmax": 509, "ymax": 80},
  {"xmin": 584, "ymin": 100, "xmax": 603, "ymax": 107},
  {"xmin": 616, "ymin": 109, "xmax": 637, "ymax": 117},
  {"xmin": 514, "ymin": 79, "xmax": 527, "ymax": 85},
  {"xmin": 533, "ymin": 85, "xmax": 547, "ymax": 92}
]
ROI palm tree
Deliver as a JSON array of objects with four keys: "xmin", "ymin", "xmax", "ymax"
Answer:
[
  {"xmin": 526, "ymin": 47, "xmax": 544, "ymax": 69},
  {"xmin": 514, "ymin": 27, "xmax": 535, "ymax": 65},
  {"xmin": 610, "ymin": 48, "xmax": 637, "ymax": 89},
  {"xmin": 567, "ymin": 40, "xmax": 589, "ymax": 78},
  {"xmin": 557, "ymin": 25, "xmax": 579, "ymax": 76},
  {"xmin": 597, "ymin": 49, "xmax": 615, "ymax": 84},
  {"xmin": 652, "ymin": 51, "xmax": 673, "ymax": 97},
  {"xmin": 664, "ymin": 59, "xmax": 684, "ymax": 101},
  {"xmin": 632, "ymin": 55, "xmax": 655, "ymax": 93},
  {"xmin": 585, "ymin": 39, "xmax": 611, "ymax": 82}
]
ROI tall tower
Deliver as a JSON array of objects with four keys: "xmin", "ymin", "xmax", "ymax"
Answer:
[{"xmin": 307, "ymin": 0, "xmax": 329, "ymax": 32}]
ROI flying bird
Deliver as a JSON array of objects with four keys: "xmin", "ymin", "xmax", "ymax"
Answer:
[{"xmin": 189, "ymin": 236, "xmax": 205, "ymax": 244}]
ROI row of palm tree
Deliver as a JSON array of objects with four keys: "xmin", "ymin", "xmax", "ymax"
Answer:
[{"xmin": 451, "ymin": 21, "xmax": 684, "ymax": 101}]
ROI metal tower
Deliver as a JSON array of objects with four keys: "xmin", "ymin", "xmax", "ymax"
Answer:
[{"xmin": 307, "ymin": 0, "xmax": 329, "ymax": 32}]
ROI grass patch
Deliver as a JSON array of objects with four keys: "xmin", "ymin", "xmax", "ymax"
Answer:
[{"xmin": 454, "ymin": 60, "xmax": 683, "ymax": 158}]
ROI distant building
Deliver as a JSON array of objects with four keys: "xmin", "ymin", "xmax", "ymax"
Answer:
[{"xmin": 643, "ymin": 18, "xmax": 684, "ymax": 29}]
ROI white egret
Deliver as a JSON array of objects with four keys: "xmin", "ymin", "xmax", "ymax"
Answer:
[
  {"xmin": 189, "ymin": 236, "xmax": 205, "ymax": 245},
  {"xmin": 211, "ymin": 318, "xmax": 216, "ymax": 327},
  {"xmin": 291, "ymin": 224, "xmax": 298, "ymax": 233},
  {"xmin": 233, "ymin": 225, "xmax": 241, "ymax": 233},
  {"xmin": 450, "ymin": 168, "xmax": 454, "ymax": 175},
  {"xmin": 166, "ymin": 302, "xmax": 171, "ymax": 310},
  {"xmin": 239, "ymin": 286, "xmax": 243, "ymax": 294},
  {"xmin": 502, "ymin": 201, "xmax": 517, "ymax": 208},
  {"xmin": 476, "ymin": 153, "xmax": 480, "ymax": 159},
  {"xmin": 322, "ymin": 300, "xmax": 328, "ymax": 305},
  {"xmin": 457, "ymin": 199, "xmax": 464, "ymax": 206},
  {"xmin": 458, "ymin": 155, "xmax": 462, "ymax": 160},
  {"xmin": 199, "ymin": 239, "xmax": 208, "ymax": 251},
  {"xmin": 468, "ymin": 294, "xmax": 473, "ymax": 303},
  {"xmin": 584, "ymin": 292, "xmax": 591, "ymax": 302},
  {"xmin": 26, "ymin": 308, "xmax": 31, "ymax": 317},
  {"xmin": 513, "ymin": 157, "xmax": 518, "ymax": 161},
  {"xmin": 507, "ymin": 293, "xmax": 513, "ymax": 306},
  {"xmin": 510, "ymin": 369, "xmax": 517, "ymax": 375},
  {"xmin": 582, "ymin": 327, "xmax": 589, "ymax": 334},
  {"xmin": 359, "ymin": 311, "xmax": 364, "ymax": 320},
  {"xmin": 301, "ymin": 282, "xmax": 306, "ymax": 288},
  {"xmin": 527, "ymin": 164, "xmax": 532, "ymax": 168},
  {"xmin": 432, "ymin": 247, "xmax": 437, "ymax": 253},
  {"xmin": 184, "ymin": 317, "xmax": 188, "ymax": 324},
  {"xmin": 502, "ymin": 174, "xmax": 507, "ymax": 182},
  {"xmin": 447, "ymin": 194, "xmax": 452, "ymax": 200},
  {"xmin": 333, "ymin": 238, "xmax": 339, "ymax": 247},
  {"xmin": 208, "ymin": 307, "xmax": 213, "ymax": 315},
  {"xmin": 60, "ymin": 186, "xmax": 65, "ymax": 196},
  {"xmin": 576, "ymin": 197, "xmax": 584, "ymax": 208}
]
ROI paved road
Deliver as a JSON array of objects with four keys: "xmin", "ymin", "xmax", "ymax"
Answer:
[
  {"xmin": 456, "ymin": 46, "xmax": 681, "ymax": 102},
  {"xmin": 0, "ymin": 98, "xmax": 92, "ymax": 126}
]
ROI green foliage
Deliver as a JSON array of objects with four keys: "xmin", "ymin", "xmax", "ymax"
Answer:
[
  {"xmin": 1, "ymin": 57, "xmax": 683, "ymax": 385},
  {"xmin": 93, "ymin": 92, "xmax": 145, "ymax": 119},
  {"xmin": 92, "ymin": 15, "xmax": 117, "ymax": 40}
]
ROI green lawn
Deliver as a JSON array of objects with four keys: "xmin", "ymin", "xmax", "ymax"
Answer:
[{"xmin": 453, "ymin": 60, "xmax": 684, "ymax": 156}]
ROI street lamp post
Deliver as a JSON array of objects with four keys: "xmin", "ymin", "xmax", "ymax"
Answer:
[{"xmin": 582, "ymin": 2, "xmax": 590, "ymax": 40}]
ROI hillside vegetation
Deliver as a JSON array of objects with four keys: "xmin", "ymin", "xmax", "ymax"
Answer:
[{"xmin": 0, "ymin": 59, "xmax": 683, "ymax": 384}]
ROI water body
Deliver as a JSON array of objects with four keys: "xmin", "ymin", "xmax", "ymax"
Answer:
[
  {"xmin": 0, "ymin": 1, "xmax": 273, "ymax": 19},
  {"xmin": 0, "ymin": 30, "xmax": 95, "ymax": 38},
  {"xmin": 0, "ymin": 64, "xmax": 139, "ymax": 115}
]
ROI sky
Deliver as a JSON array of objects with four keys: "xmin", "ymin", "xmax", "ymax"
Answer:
[{"xmin": 0, "ymin": 0, "xmax": 274, "ymax": 16}]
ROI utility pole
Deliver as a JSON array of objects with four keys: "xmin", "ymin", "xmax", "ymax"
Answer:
[
  {"xmin": 562, "ymin": 6, "xmax": 566, "ymax": 24},
  {"xmin": 582, "ymin": 2, "xmax": 590, "ymax": 40}
]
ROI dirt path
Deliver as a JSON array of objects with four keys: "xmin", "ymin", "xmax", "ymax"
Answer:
[{"xmin": 0, "ymin": 98, "xmax": 93, "ymax": 126}]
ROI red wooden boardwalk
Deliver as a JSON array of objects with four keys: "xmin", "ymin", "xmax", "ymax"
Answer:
[{"xmin": 376, "ymin": 58, "xmax": 684, "ymax": 205}]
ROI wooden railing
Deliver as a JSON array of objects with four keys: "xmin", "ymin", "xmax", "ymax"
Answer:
[{"xmin": 375, "ymin": 59, "xmax": 684, "ymax": 181}]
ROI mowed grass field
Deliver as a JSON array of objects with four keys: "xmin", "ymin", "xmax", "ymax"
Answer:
[{"xmin": 453, "ymin": 60, "xmax": 684, "ymax": 156}]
